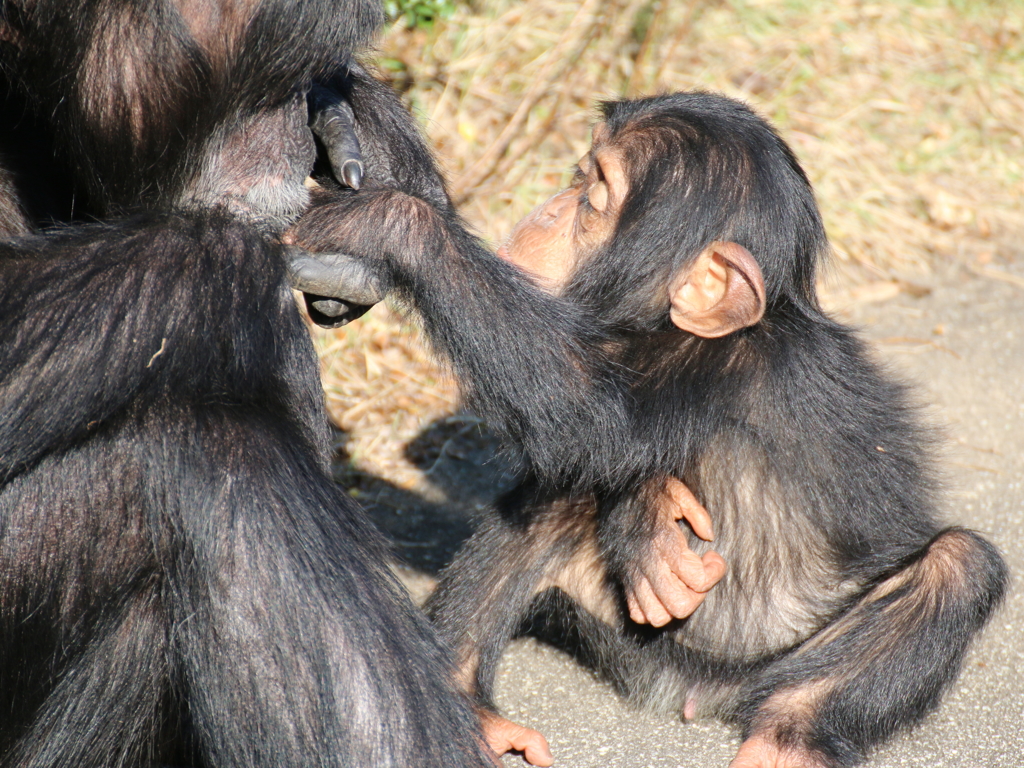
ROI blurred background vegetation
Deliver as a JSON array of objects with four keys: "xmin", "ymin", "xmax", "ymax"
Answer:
[{"xmin": 317, "ymin": 0, "xmax": 1024, "ymax": 508}]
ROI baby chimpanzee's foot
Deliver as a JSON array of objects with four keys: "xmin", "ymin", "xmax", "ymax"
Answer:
[{"xmin": 478, "ymin": 709, "xmax": 553, "ymax": 766}]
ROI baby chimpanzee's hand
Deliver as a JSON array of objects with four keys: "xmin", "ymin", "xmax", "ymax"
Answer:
[{"xmin": 625, "ymin": 478, "xmax": 726, "ymax": 626}]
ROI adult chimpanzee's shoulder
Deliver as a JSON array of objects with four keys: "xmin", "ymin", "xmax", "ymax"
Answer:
[{"xmin": 0, "ymin": 209, "xmax": 299, "ymax": 481}]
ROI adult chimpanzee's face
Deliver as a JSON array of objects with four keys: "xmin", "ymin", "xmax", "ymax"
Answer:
[{"xmin": 497, "ymin": 126, "xmax": 628, "ymax": 291}]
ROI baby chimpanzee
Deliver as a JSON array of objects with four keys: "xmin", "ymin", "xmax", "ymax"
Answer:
[{"xmin": 288, "ymin": 93, "xmax": 1006, "ymax": 768}]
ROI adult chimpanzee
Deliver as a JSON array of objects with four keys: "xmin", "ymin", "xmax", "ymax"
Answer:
[
  {"xmin": 286, "ymin": 92, "xmax": 1008, "ymax": 768},
  {"xmin": 0, "ymin": 1, "xmax": 495, "ymax": 765}
]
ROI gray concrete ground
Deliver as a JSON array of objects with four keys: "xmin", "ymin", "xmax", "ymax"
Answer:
[{"xmin": 370, "ymin": 261, "xmax": 1024, "ymax": 768}]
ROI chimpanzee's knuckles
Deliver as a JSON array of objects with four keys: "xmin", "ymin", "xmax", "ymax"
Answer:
[
  {"xmin": 645, "ymin": 574, "xmax": 691, "ymax": 623},
  {"xmin": 659, "ymin": 581, "xmax": 704, "ymax": 619},
  {"xmin": 645, "ymin": 606, "xmax": 673, "ymax": 627},
  {"xmin": 284, "ymin": 248, "xmax": 392, "ymax": 313},
  {"xmin": 632, "ymin": 576, "xmax": 672, "ymax": 626},
  {"xmin": 669, "ymin": 550, "xmax": 716, "ymax": 592}
]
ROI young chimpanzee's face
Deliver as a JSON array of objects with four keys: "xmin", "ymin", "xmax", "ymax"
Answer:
[
  {"xmin": 497, "ymin": 124, "xmax": 628, "ymax": 292},
  {"xmin": 498, "ymin": 120, "xmax": 766, "ymax": 339}
]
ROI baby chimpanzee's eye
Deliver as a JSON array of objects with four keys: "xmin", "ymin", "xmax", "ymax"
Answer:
[{"xmin": 586, "ymin": 180, "xmax": 609, "ymax": 212}]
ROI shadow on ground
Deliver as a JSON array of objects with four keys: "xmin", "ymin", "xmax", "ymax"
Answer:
[{"xmin": 333, "ymin": 415, "xmax": 517, "ymax": 576}]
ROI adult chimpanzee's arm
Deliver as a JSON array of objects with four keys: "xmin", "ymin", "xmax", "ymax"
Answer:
[{"xmin": 286, "ymin": 188, "xmax": 630, "ymax": 490}]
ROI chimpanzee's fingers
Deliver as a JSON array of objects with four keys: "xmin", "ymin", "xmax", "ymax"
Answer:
[
  {"xmin": 479, "ymin": 710, "xmax": 554, "ymax": 767},
  {"xmin": 632, "ymin": 575, "xmax": 674, "ymax": 627},
  {"xmin": 666, "ymin": 477, "xmax": 714, "ymax": 541},
  {"xmin": 649, "ymin": 566, "xmax": 705, "ymax": 620},
  {"xmin": 285, "ymin": 247, "xmax": 390, "ymax": 305},
  {"xmin": 665, "ymin": 543, "xmax": 720, "ymax": 594},
  {"xmin": 625, "ymin": 587, "xmax": 646, "ymax": 625},
  {"xmin": 504, "ymin": 725, "xmax": 554, "ymax": 767},
  {"xmin": 309, "ymin": 83, "xmax": 364, "ymax": 190},
  {"xmin": 701, "ymin": 550, "xmax": 728, "ymax": 587},
  {"xmin": 284, "ymin": 247, "xmax": 391, "ymax": 328}
]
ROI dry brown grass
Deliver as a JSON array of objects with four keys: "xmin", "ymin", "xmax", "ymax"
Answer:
[
  {"xmin": 314, "ymin": 304, "xmax": 461, "ymax": 487},
  {"xmin": 319, "ymin": 0, "xmax": 1024, "ymax": 484}
]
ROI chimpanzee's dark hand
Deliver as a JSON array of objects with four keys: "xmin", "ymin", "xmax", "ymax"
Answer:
[
  {"xmin": 284, "ymin": 245, "xmax": 391, "ymax": 328},
  {"xmin": 308, "ymin": 83, "xmax": 364, "ymax": 191},
  {"xmin": 284, "ymin": 187, "xmax": 442, "ymax": 326},
  {"xmin": 287, "ymin": 186, "xmax": 436, "ymax": 271},
  {"xmin": 315, "ymin": 62, "xmax": 453, "ymax": 212}
]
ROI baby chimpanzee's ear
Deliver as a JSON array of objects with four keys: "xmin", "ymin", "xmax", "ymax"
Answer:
[{"xmin": 668, "ymin": 242, "xmax": 766, "ymax": 338}]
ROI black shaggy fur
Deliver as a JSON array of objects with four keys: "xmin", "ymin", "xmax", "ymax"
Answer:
[{"xmin": 0, "ymin": 1, "xmax": 491, "ymax": 765}]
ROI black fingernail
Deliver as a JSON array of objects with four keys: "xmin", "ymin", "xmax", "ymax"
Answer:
[
  {"xmin": 311, "ymin": 298, "xmax": 348, "ymax": 318},
  {"xmin": 304, "ymin": 293, "xmax": 373, "ymax": 329},
  {"xmin": 341, "ymin": 159, "xmax": 363, "ymax": 190}
]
